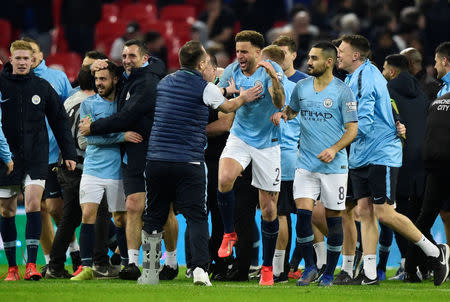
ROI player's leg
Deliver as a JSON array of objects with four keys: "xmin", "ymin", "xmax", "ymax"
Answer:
[
  {"xmin": 0, "ymin": 186, "xmax": 20, "ymax": 281},
  {"xmin": 23, "ymin": 177, "xmax": 45, "ymax": 281},
  {"xmin": 71, "ymin": 175, "xmax": 104, "ymax": 281},
  {"xmin": 217, "ymin": 134, "xmax": 250, "ymax": 258},
  {"xmin": 335, "ymin": 200, "xmax": 357, "ymax": 284},
  {"xmin": 251, "ymin": 144, "xmax": 281, "ymax": 286},
  {"xmin": 372, "ymin": 166, "xmax": 449, "ymax": 286},
  {"xmin": 293, "ymin": 169, "xmax": 320, "ymax": 286},
  {"xmin": 312, "ymin": 201, "xmax": 327, "ymax": 276}
]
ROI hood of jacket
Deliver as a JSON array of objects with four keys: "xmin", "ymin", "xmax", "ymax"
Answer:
[{"xmin": 387, "ymin": 71, "xmax": 422, "ymax": 99}]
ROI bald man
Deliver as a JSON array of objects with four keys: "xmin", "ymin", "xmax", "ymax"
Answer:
[{"xmin": 400, "ymin": 48, "xmax": 441, "ymax": 101}]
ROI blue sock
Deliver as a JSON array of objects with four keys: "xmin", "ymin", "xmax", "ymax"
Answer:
[
  {"xmin": 0, "ymin": 216, "xmax": 17, "ymax": 266},
  {"xmin": 251, "ymin": 221, "xmax": 260, "ymax": 266},
  {"xmin": 25, "ymin": 212, "xmax": 41, "ymax": 264},
  {"xmin": 377, "ymin": 223, "xmax": 393, "ymax": 271},
  {"xmin": 261, "ymin": 217, "xmax": 279, "ymax": 267},
  {"xmin": 324, "ymin": 216, "xmax": 343, "ymax": 277},
  {"xmin": 80, "ymin": 223, "xmax": 95, "ymax": 267},
  {"xmin": 296, "ymin": 209, "xmax": 315, "ymax": 268},
  {"xmin": 217, "ymin": 189, "xmax": 235, "ymax": 234},
  {"xmin": 115, "ymin": 225, "xmax": 128, "ymax": 265}
]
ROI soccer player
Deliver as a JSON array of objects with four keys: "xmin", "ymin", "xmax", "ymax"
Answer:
[
  {"xmin": 139, "ymin": 41, "xmax": 262, "ymax": 286},
  {"xmin": 434, "ymin": 42, "xmax": 450, "ymax": 97},
  {"xmin": 216, "ymin": 30, "xmax": 285, "ymax": 286},
  {"xmin": 337, "ymin": 34, "xmax": 449, "ymax": 286},
  {"xmin": 71, "ymin": 61, "xmax": 142, "ymax": 280},
  {"xmin": 0, "ymin": 40, "xmax": 76, "ymax": 281},
  {"xmin": 21, "ymin": 37, "xmax": 79, "ymax": 272},
  {"xmin": 271, "ymin": 35, "xmax": 310, "ymax": 281},
  {"xmin": 261, "ymin": 45, "xmax": 298, "ymax": 283},
  {"xmin": 272, "ymin": 41, "xmax": 358, "ymax": 286},
  {"xmin": 79, "ymin": 40, "xmax": 166, "ymax": 280}
]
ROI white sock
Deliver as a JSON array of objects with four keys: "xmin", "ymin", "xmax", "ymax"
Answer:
[
  {"xmin": 165, "ymin": 249, "xmax": 178, "ymax": 269},
  {"xmin": 342, "ymin": 255, "xmax": 354, "ymax": 278},
  {"xmin": 44, "ymin": 254, "xmax": 50, "ymax": 265},
  {"xmin": 69, "ymin": 240, "xmax": 80, "ymax": 253},
  {"xmin": 415, "ymin": 235, "xmax": 439, "ymax": 258},
  {"xmin": 313, "ymin": 241, "xmax": 326, "ymax": 269},
  {"xmin": 400, "ymin": 258, "xmax": 405, "ymax": 269},
  {"xmin": 128, "ymin": 249, "xmax": 140, "ymax": 265},
  {"xmin": 363, "ymin": 254, "xmax": 377, "ymax": 280},
  {"xmin": 272, "ymin": 249, "xmax": 285, "ymax": 276}
]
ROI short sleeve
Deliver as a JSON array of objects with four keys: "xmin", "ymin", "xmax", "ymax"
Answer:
[
  {"xmin": 288, "ymin": 83, "xmax": 301, "ymax": 112},
  {"xmin": 203, "ymin": 83, "xmax": 226, "ymax": 109}
]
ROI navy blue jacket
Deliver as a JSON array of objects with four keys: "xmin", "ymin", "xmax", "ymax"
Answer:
[{"xmin": 147, "ymin": 68, "xmax": 209, "ymax": 162}]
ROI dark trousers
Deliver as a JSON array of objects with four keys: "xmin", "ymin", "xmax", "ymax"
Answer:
[
  {"xmin": 49, "ymin": 167, "xmax": 111, "ymax": 270},
  {"xmin": 405, "ymin": 170, "xmax": 446, "ymax": 273},
  {"xmin": 143, "ymin": 160, "xmax": 209, "ymax": 270}
]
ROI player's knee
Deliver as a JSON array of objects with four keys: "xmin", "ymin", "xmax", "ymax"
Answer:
[
  {"xmin": 0, "ymin": 204, "xmax": 15, "ymax": 217},
  {"xmin": 261, "ymin": 207, "xmax": 277, "ymax": 221},
  {"xmin": 47, "ymin": 203, "xmax": 62, "ymax": 219},
  {"xmin": 218, "ymin": 171, "xmax": 236, "ymax": 192},
  {"xmin": 358, "ymin": 204, "xmax": 372, "ymax": 219},
  {"xmin": 126, "ymin": 198, "xmax": 144, "ymax": 214}
]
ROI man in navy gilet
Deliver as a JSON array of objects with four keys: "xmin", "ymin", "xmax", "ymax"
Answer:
[{"xmin": 139, "ymin": 41, "xmax": 262, "ymax": 286}]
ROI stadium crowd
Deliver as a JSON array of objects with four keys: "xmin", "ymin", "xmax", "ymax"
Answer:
[{"xmin": 0, "ymin": 0, "xmax": 449, "ymax": 288}]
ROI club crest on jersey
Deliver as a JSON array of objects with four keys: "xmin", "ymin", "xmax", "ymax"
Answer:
[
  {"xmin": 254, "ymin": 80, "xmax": 263, "ymax": 88},
  {"xmin": 31, "ymin": 95, "xmax": 41, "ymax": 105},
  {"xmin": 323, "ymin": 98, "xmax": 333, "ymax": 108},
  {"xmin": 125, "ymin": 91, "xmax": 131, "ymax": 101}
]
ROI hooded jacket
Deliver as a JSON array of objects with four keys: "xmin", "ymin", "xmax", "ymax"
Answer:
[
  {"xmin": 387, "ymin": 71, "xmax": 428, "ymax": 166},
  {"xmin": 0, "ymin": 63, "xmax": 77, "ymax": 184},
  {"xmin": 89, "ymin": 56, "xmax": 165, "ymax": 174}
]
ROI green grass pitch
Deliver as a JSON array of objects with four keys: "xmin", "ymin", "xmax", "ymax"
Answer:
[{"xmin": 1, "ymin": 266, "xmax": 449, "ymax": 302}]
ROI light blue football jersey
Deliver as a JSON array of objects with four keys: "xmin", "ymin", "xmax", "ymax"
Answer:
[
  {"xmin": 219, "ymin": 60, "xmax": 285, "ymax": 149},
  {"xmin": 80, "ymin": 94, "xmax": 125, "ymax": 180},
  {"xmin": 289, "ymin": 76, "xmax": 357, "ymax": 174},
  {"xmin": 280, "ymin": 79, "xmax": 300, "ymax": 180}
]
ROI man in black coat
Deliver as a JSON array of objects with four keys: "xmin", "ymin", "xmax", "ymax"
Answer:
[
  {"xmin": 382, "ymin": 54, "xmax": 430, "ymax": 280},
  {"xmin": 79, "ymin": 39, "xmax": 166, "ymax": 280},
  {"xmin": 0, "ymin": 40, "xmax": 77, "ymax": 281}
]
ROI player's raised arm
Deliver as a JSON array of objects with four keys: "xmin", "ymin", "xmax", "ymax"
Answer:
[{"xmin": 257, "ymin": 60, "xmax": 285, "ymax": 109}]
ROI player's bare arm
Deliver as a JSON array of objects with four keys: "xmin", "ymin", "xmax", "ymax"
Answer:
[
  {"xmin": 317, "ymin": 121, "xmax": 358, "ymax": 163},
  {"xmin": 257, "ymin": 61, "xmax": 285, "ymax": 109}
]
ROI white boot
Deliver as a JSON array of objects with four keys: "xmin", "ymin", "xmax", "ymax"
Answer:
[{"xmin": 193, "ymin": 267, "xmax": 212, "ymax": 286}]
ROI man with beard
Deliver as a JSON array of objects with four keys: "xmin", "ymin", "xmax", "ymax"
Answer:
[
  {"xmin": 79, "ymin": 40, "xmax": 165, "ymax": 280},
  {"xmin": 71, "ymin": 61, "xmax": 142, "ymax": 280},
  {"xmin": 216, "ymin": 30, "xmax": 285, "ymax": 286},
  {"xmin": 272, "ymin": 42, "xmax": 358, "ymax": 286},
  {"xmin": 434, "ymin": 42, "xmax": 450, "ymax": 98}
]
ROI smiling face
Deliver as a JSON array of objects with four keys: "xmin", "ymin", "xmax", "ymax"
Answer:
[
  {"xmin": 236, "ymin": 41, "xmax": 260, "ymax": 75},
  {"xmin": 10, "ymin": 49, "xmax": 33, "ymax": 75},
  {"xmin": 94, "ymin": 69, "xmax": 117, "ymax": 99},
  {"xmin": 122, "ymin": 44, "xmax": 148, "ymax": 75},
  {"xmin": 307, "ymin": 47, "xmax": 330, "ymax": 77},
  {"xmin": 28, "ymin": 41, "xmax": 43, "ymax": 68},
  {"xmin": 337, "ymin": 41, "xmax": 357, "ymax": 73}
]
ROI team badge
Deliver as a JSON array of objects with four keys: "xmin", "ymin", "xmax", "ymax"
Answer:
[
  {"xmin": 125, "ymin": 91, "xmax": 131, "ymax": 101},
  {"xmin": 31, "ymin": 95, "xmax": 41, "ymax": 105},
  {"xmin": 254, "ymin": 80, "xmax": 263, "ymax": 88},
  {"xmin": 323, "ymin": 98, "xmax": 333, "ymax": 108}
]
